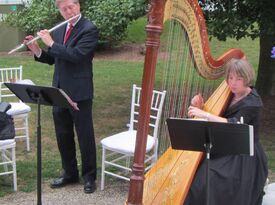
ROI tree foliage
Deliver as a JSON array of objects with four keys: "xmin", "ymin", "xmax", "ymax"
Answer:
[
  {"xmin": 82, "ymin": 0, "xmax": 147, "ymax": 45},
  {"xmin": 199, "ymin": 0, "xmax": 275, "ymax": 96},
  {"xmin": 4, "ymin": 0, "xmax": 147, "ymax": 46},
  {"xmin": 5, "ymin": 0, "xmax": 59, "ymax": 33},
  {"xmin": 199, "ymin": 0, "xmax": 275, "ymax": 39}
]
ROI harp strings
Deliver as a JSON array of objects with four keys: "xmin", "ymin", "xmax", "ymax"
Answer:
[
  {"xmin": 143, "ymin": 18, "xmax": 217, "ymax": 199},
  {"xmin": 142, "ymin": 1, "xmax": 228, "ymax": 202},
  {"xmin": 158, "ymin": 20, "xmax": 217, "ymax": 155},
  {"xmin": 143, "ymin": 17, "xmax": 221, "ymax": 193}
]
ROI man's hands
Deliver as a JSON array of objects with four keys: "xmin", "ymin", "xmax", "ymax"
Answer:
[
  {"xmin": 24, "ymin": 29, "xmax": 54, "ymax": 57},
  {"xmin": 37, "ymin": 30, "xmax": 54, "ymax": 47},
  {"xmin": 24, "ymin": 35, "xmax": 41, "ymax": 57}
]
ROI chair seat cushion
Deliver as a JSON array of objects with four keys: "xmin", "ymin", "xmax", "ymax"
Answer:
[
  {"xmin": 265, "ymin": 183, "xmax": 275, "ymax": 194},
  {"xmin": 0, "ymin": 139, "xmax": 16, "ymax": 147},
  {"xmin": 263, "ymin": 183, "xmax": 275, "ymax": 205},
  {"xmin": 7, "ymin": 102, "xmax": 31, "ymax": 116},
  {"xmin": 16, "ymin": 79, "xmax": 35, "ymax": 85},
  {"xmin": 101, "ymin": 130, "xmax": 156, "ymax": 154}
]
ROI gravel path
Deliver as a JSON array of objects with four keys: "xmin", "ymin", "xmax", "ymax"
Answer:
[{"xmin": 0, "ymin": 181, "xmax": 128, "ymax": 205}]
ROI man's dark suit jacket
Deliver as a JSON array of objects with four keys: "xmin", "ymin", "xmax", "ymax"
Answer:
[{"xmin": 35, "ymin": 16, "xmax": 99, "ymax": 102}]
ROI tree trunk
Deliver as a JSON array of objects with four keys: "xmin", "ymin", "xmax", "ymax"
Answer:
[{"xmin": 256, "ymin": 33, "xmax": 275, "ymax": 96}]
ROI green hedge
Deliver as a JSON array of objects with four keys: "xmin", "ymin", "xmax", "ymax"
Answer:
[{"xmin": 4, "ymin": 0, "xmax": 147, "ymax": 47}]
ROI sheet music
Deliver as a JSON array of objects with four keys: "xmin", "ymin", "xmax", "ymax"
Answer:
[{"xmin": 169, "ymin": 117, "xmax": 208, "ymax": 121}]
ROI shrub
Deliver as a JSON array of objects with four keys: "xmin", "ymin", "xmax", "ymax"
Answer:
[
  {"xmin": 83, "ymin": 0, "xmax": 147, "ymax": 46},
  {"xmin": 5, "ymin": 0, "xmax": 60, "ymax": 34},
  {"xmin": 5, "ymin": 0, "xmax": 147, "ymax": 47}
]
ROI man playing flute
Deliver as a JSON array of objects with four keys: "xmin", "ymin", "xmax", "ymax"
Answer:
[{"xmin": 25, "ymin": 0, "xmax": 98, "ymax": 194}]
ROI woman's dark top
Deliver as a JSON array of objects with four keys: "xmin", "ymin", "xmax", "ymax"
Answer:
[{"xmin": 225, "ymin": 88, "xmax": 263, "ymax": 142}]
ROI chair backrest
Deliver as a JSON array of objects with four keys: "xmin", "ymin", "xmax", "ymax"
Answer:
[
  {"xmin": 0, "ymin": 66, "xmax": 23, "ymax": 101},
  {"xmin": 129, "ymin": 84, "xmax": 166, "ymax": 139}
]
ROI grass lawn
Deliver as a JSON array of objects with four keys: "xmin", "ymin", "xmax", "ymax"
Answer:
[
  {"xmin": 0, "ymin": 56, "xmax": 144, "ymax": 196},
  {"xmin": 0, "ymin": 17, "xmax": 274, "ymax": 198}
]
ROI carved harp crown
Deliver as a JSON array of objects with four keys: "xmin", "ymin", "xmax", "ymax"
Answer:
[{"xmin": 127, "ymin": 0, "xmax": 246, "ymax": 204}]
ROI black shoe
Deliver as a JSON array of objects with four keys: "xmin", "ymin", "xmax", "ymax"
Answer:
[
  {"xmin": 84, "ymin": 181, "xmax": 96, "ymax": 194},
  {"xmin": 50, "ymin": 176, "xmax": 79, "ymax": 189}
]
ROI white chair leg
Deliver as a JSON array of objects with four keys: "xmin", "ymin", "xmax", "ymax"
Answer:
[
  {"xmin": 12, "ymin": 146, "xmax": 17, "ymax": 191},
  {"xmin": 1, "ymin": 150, "xmax": 8, "ymax": 172},
  {"xmin": 24, "ymin": 115, "xmax": 30, "ymax": 151},
  {"xmin": 101, "ymin": 147, "xmax": 106, "ymax": 190},
  {"xmin": 14, "ymin": 114, "xmax": 30, "ymax": 151},
  {"xmin": 153, "ymin": 149, "xmax": 158, "ymax": 163},
  {"xmin": 125, "ymin": 156, "xmax": 131, "ymax": 175},
  {"xmin": 126, "ymin": 156, "xmax": 130, "ymax": 168},
  {"xmin": 0, "ymin": 141, "xmax": 17, "ymax": 191}
]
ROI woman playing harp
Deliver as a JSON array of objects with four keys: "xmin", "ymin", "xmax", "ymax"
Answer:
[
  {"xmin": 186, "ymin": 58, "xmax": 268, "ymax": 205},
  {"xmin": 127, "ymin": 0, "xmax": 266, "ymax": 204}
]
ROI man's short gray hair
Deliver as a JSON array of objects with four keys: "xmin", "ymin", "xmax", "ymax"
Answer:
[{"xmin": 55, "ymin": 0, "xmax": 79, "ymax": 7}]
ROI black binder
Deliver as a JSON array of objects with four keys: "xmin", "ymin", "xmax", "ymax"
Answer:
[
  {"xmin": 166, "ymin": 118, "xmax": 254, "ymax": 156},
  {"xmin": 4, "ymin": 83, "xmax": 78, "ymax": 110}
]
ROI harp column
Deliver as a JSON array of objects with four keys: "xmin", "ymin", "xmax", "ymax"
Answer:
[{"xmin": 126, "ymin": 0, "xmax": 167, "ymax": 204}]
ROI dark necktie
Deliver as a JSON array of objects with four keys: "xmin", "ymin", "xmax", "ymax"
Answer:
[{"xmin": 64, "ymin": 23, "xmax": 73, "ymax": 43}]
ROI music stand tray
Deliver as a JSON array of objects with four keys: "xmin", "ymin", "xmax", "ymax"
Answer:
[
  {"xmin": 166, "ymin": 117, "xmax": 254, "ymax": 205},
  {"xmin": 4, "ymin": 82, "xmax": 78, "ymax": 205}
]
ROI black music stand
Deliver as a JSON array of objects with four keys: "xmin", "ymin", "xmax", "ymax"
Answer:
[
  {"xmin": 166, "ymin": 118, "xmax": 254, "ymax": 205},
  {"xmin": 4, "ymin": 82, "xmax": 78, "ymax": 205}
]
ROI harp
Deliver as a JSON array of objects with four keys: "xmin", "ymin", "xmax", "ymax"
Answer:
[{"xmin": 126, "ymin": 0, "xmax": 245, "ymax": 204}]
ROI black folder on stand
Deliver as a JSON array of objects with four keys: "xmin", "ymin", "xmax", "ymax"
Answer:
[
  {"xmin": 4, "ymin": 83, "xmax": 78, "ymax": 110},
  {"xmin": 166, "ymin": 118, "xmax": 254, "ymax": 156}
]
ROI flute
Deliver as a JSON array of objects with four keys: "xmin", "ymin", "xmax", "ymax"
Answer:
[{"xmin": 8, "ymin": 14, "xmax": 81, "ymax": 55}]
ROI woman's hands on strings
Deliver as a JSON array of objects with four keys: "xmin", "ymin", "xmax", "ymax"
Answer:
[
  {"xmin": 188, "ymin": 94, "xmax": 227, "ymax": 122},
  {"xmin": 188, "ymin": 94, "xmax": 208, "ymax": 118},
  {"xmin": 188, "ymin": 106, "xmax": 209, "ymax": 119},
  {"xmin": 190, "ymin": 93, "xmax": 204, "ymax": 108}
]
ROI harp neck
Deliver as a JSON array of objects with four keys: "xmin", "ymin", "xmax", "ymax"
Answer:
[{"xmin": 165, "ymin": 0, "xmax": 245, "ymax": 79}]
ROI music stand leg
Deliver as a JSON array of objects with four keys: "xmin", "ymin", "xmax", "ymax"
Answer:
[
  {"xmin": 36, "ymin": 97, "xmax": 42, "ymax": 205},
  {"xmin": 2, "ymin": 83, "xmax": 77, "ymax": 205}
]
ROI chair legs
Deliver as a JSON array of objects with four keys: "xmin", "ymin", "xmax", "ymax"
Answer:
[
  {"xmin": 12, "ymin": 145, "xmax": 17, "ymax": 191},
  {"xmin": 101, "ymin": 147, "xmax": 106, "ymax": 190},
  {"xmin": 0, "ymin": 140, "xmax": 17, "ymax": 191},
  {"xmin": 24, "ymin": 114, "xmax": 30, "ymax": 151},
  {"xmin": 1, "ymin": 149, "xmax": 8, "ymax": 172},
  {"xmin": 14, "ymin": 113, "xmax": 30, "ymax": 151},
  {"xmin": 101, "ymin": 146, "xmax": 133, "ymax": 190}
]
